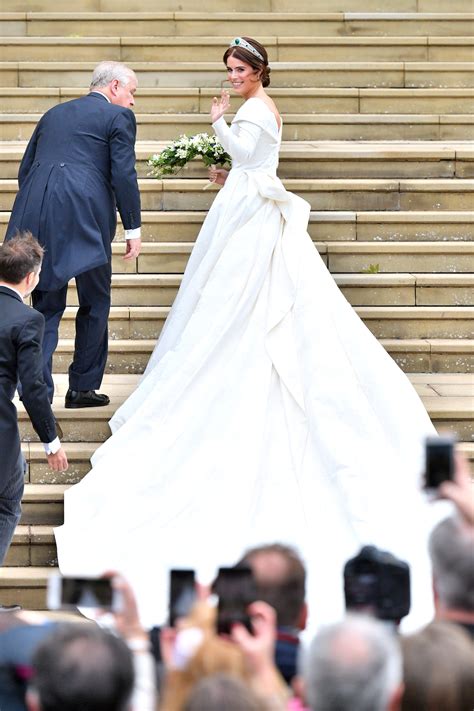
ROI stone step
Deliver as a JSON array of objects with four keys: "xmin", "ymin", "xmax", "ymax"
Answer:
[
  {"xmin": 0, "ymin": 567, "xmax": 51, "ymax": 609},
  {"xmin": 2, "ymin": 13, "xmax": 473, "ymax": 38},
  {"xmin": 4, "ymin": 526, "xmax": 57, "ymax": 567},
  {"xmin": 3, "ymin": 112, "xmax": 474, "ymax": 142},
  {"xmin": 1, "ymin": 87, "xmax": 473, "ymax": 115},
  {"xmin": 142, "ymin": 144, "xmax": 474, "ymax": 179},
  {"xmin": 1, "ymin": 208, "xmax": 470, "ymax": 245},
  {"xmin": 56, "ymin": 304, "xmax": 474, "ymax": 341},
  {"xmin": 1, "ymin": 61, "xmax": 473, "ymax": 89},
  {"xmin": 2, "ymin": 142, "xmax": 473, "ymax": 180},
  {"xmin": 103, "ymin": 241, "xmax": 474, "ymax": 275},
  {"xmin": 39, "ymin": 336, "xmax": 474, "ymax": 379},
  {"xmin": 51, "ymin": 272, "xmax": 474, "ymax": 308},
  {"xmin": 4, "ymin": 209, "xmax": 474, "ymax": 243},
  {"xmin": 5, "ymin": 177, "xmax": 472, "ymax": 211},
  {"xmin": 25, "ymin": 442, "xmax": 103, "ymax": 485},
  {"xmin": 1, "ymin": 35, "xmax": 473, "ymax": 63},
  {"xmin": 2, "ymin": 0, "xmax": 473, "ymax": 13}
]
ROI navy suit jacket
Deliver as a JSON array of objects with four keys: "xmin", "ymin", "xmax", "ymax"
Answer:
[
  {"xmin": 0, "ymin": 286, "xmax": 57, "ymax": 484},
  {"xmin": 6, "ymin": 93, "xmax": 141, "ymax": 291}
]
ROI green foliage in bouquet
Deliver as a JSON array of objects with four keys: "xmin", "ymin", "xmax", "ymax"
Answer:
[{"xmin": 148, "ymin": 133, "xmax": 232, "ymax": 178}]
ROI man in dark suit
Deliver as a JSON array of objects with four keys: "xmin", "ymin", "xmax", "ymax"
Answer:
[
  {"xmin": 5, "ymin": 61, "xmax": 142, "ymax": 408},
  {"xmin": 0, "ymin": 232, "xmax": 68, "ymax": 573}
]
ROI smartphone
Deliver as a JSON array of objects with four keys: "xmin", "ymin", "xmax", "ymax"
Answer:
[
  {"xmin": 424, "ymin": 435, "xmax": 455, "ymax": 490},
  {"xmin": 47, "ymin": 574, "xmax": 119, "ymax": 611},
  {"xmin": 214, "ymin": 566, "xmax": 257, "ymax": 636},
  {"xmin": 169, "ymin": 569, "xmax": 196, "ymax": 626}
]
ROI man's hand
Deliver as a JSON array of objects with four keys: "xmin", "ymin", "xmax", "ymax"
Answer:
[
  {"xmin": 439, "ymin": 450, "xmax": 474, "ymax": 526},
  {"xmin": 46, "ymin": 447, "xmax": 68, "ymax": 472},
  {"xmin": 230, "ymin": 601, "xmax": 287, "ymax": 706},
  {"xmin": 123, "ymin": 238, "xmax": 141, "ymax": 261},
  {"xmin": 210, "ymin": 89, "xmax": 231, "ymax": 124},
  {"xmin": 230, "ymin": 600, "xmax": 277, "ymax": 672}
]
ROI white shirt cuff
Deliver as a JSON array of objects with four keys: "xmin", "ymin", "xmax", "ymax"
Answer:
[
  {"xmin": 43, "ymin": 437, "xmax": 61, "ymax": 455},
  {"xmin": 125, "ymin": 227, "xmax": 141, "ymax": 240}
]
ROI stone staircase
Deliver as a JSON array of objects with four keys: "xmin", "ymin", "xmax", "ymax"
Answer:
[{"xmin": 0, "ymin": 0, "xmax": 473, "ymax": 608}]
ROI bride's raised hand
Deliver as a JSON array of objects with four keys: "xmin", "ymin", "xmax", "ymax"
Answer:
[{"xmin": 210, "ymin": 89, "xmax": 230, "ymax": 123}]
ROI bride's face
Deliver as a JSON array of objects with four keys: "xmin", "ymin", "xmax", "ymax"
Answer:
[{"xmin": 226, "ymin": 54, "xmax": 261, "ymax": 96}]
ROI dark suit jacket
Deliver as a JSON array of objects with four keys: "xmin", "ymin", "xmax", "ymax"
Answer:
[
  {"xmin": 6, "ymin": 92, "xmax": 141, "ymax": 291},
  {"xmin": 0, "ymin": 287, "xmax": 57, "ymax": 485}
]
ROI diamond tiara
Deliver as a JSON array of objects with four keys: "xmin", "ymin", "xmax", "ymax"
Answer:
[{"xmin": 229, "ymin": 37, "xmax": 265, "ymax": 63}]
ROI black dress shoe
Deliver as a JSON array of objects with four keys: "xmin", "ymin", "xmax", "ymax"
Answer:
[{"xmin": 65, "ymin": 389, "xmax": 110, "ymax": 409}]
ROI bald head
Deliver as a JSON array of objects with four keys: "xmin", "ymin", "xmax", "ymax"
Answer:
[{"xmin": 240, "ymin": 543, "xmax": 306, "ymax": 628}]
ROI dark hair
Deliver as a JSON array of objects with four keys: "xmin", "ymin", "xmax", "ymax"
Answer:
[
  {"xmin": 0, "ymin": 231, "xmax": 43, "ymax": 284},
  {"xmin": 239, "ymin": 543, "xmax": 306, "ymax": 627},
  {"xmin": 30, "ymin": 624, "xmax": 134, "ymax": 711},
  {"xmin": 223, "ymin": 37, "xmax": 271, "ymax": 88}
]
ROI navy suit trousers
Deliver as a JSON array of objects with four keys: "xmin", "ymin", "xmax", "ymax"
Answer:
[
  {"xmin": 0, "ymin": 450, "xmax": 24, "ymax": 566},
  {"xmin": 32, "ymin": 262, "xmax": 112, "ymax": 400}
]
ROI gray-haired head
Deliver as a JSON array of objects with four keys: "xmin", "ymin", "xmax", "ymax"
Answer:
[
  {"xmin": 90, "ymin": 61, "xmax": 137, "ymax": 89},
  {"xmin": 305, "ymin": 615, "xmax": 403, "ymax": 711},
  {"xmin": 429, "ymin": 515, "xmax": 474, "ymax": 612},
  {"xmin": 184, "ymin": 673, "xmax": 263, "ymax": 711}
]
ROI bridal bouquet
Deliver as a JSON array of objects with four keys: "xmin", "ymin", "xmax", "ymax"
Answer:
[{"xmin": 148, "ymin": 133, "xmax": 231, "ymax": 179}]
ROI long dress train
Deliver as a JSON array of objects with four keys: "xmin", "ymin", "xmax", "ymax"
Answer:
[{"xmin": 55, "ymin": 98, "xmax": 449, "ymax": 631}]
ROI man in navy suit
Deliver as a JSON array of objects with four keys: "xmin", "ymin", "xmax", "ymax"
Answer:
[
  {"xmin": 0, "ymin": 233, "xmax": 68, "ymax": 576},
  {"xmin": 6, "ymin": 62, "xmax": 142, "ymax": 408}
]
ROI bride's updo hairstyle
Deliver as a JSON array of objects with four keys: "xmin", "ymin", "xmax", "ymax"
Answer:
[{"xmin": 223, "ymin": 37, "xmax": 271, "ymax": 87}]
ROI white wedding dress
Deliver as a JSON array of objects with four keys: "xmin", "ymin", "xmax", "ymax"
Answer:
[{"xmin": 55, "ymin": 97, "xmax": 449, "ymax": 631}]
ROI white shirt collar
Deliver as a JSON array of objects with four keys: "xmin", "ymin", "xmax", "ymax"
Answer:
[
  {"xmin": 0, "ymin": 284, "xmax": 24, "ymax": 300},
  {"xmin": 90, "ymin": 90, "xmax": 111, "ymax": 103}
]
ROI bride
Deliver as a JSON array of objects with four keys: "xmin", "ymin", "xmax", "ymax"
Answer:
[{"xmin": 55, "ymin": 37, "xmax": 448, "ymax": 631}]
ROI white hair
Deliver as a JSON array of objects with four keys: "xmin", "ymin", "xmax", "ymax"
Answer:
[
  {"xmin": 429, "ymin": 515, "xmax": 474, "ymax": 611},
  {"xmin": 90, "ymin": 61, "xmax": 136, "ymax": 89},
  {"xmin": 305, "ymin": 615, "xmax": 403, "ymax": 711}
]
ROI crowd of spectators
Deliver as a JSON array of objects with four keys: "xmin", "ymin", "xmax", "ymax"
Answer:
[{"xmin": 0, "ymin": 449, "xmax": 472, "ymax": 711}]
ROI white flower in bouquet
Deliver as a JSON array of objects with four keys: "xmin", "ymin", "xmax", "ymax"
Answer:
[{"xmin": 148, "ymin": 133, "xmax": 231, "ymax": 179}]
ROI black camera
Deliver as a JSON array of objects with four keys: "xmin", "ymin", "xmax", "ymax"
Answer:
[{"xmin": 344, "ymin": 545, "xmax": 410, "ymax": 622}]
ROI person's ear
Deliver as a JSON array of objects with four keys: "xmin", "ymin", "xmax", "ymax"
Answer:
[
  {"xmin": 25, "ymin": 270, "xmax": 36, "ymax": 289},
  {"xmin": 297, "ymin": 602, "xmax": 308, "ymax": 631},
  {"xmin": 26, "ymin": 689, "xmax": 41, "ymax": 711}
]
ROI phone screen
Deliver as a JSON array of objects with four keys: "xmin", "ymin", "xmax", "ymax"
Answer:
[
  {"xmin": 425, "ymin": 436, "xmax": 455, "ymax": 489},
  {"xmin": 169, "ymin": 569, "xmax": 196, "ymax": 626},
  {"xmin": 62, "ymin": 577, "xmax": 114, "ymax": 609},
  {"xmin": 214, "ymin": 566, "xmax": 257, "ymax": 635}
]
